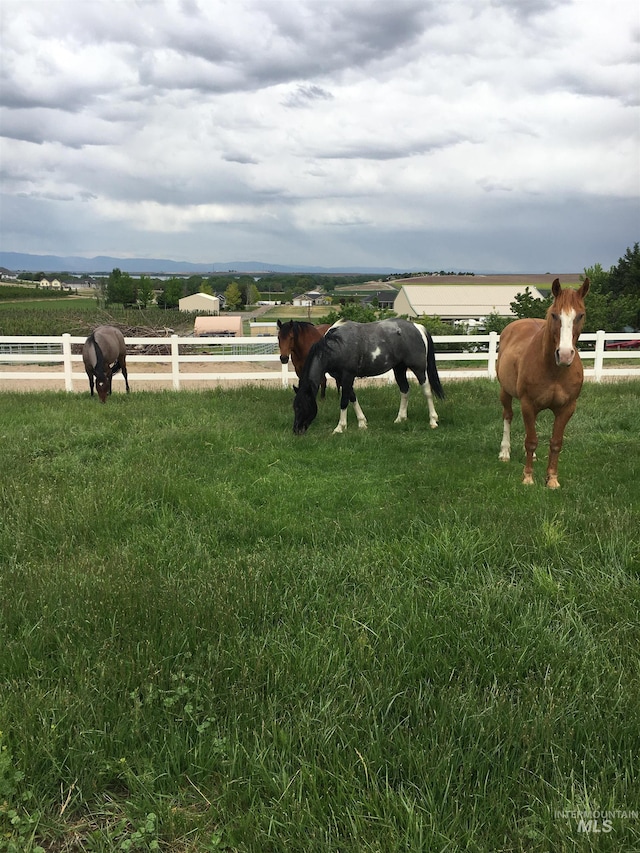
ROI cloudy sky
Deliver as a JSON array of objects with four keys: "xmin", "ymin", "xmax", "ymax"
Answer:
[{"xmin": 1, "ymin": 0, "xmax": 638, "ymax": 272}]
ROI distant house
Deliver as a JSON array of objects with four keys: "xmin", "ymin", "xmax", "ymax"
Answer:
[
  {"xmin": 292, "ymin": 291, "xmax": 331, "ymax": 307},
  {"xmin": 193, "ymin": 316, "xmax": 243, "ymax": 337},
  {"xmin": 360, "ymin": 290, "xmax": 398, "ymax": 310},
  {"xmin": 393, "ymin": 284, "xmax": 545, "ymax": 321},
  {"xmin": 179, "ymin": 293, "xmax": 220, "ymax": 314}
]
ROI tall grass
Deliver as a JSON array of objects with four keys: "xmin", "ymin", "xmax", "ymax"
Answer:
[{"xmin": 1, "ymin": 380, "xmax": 639, "ymax": 851}]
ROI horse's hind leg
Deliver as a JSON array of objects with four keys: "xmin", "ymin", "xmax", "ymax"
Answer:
[
  {"xmin": 499, "ymin": 387, "xmax": 513, "ymax": 461},
  {"xmin": 121, "ymin": 356, "xmax": 130, "ymax": 393},
  {"xmin": 407, "ymin": 365, "xmax": 439, "ymax": 428},
  {"xmin": 419, "ymin": 381, "xmax": 439, "ymax": 428}
]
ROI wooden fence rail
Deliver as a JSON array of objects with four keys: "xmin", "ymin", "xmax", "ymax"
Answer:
[{"xmin": 0, "ymin": 331, "xmax": 638, "ymax": 391}]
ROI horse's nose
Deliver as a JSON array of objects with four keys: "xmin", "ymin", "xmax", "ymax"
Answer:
[
  {"xmin": 555, "ymin": 347, "xmax": 575, "ymax": 366},
  {"xmin": 280, "ymin": 355, "xmax": 289, "ymax": 364}
]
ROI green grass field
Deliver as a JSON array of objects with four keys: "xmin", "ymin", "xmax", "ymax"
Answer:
[{"xmin": 1, "ymin": 380, "xmax": 639, "ymax": 852}]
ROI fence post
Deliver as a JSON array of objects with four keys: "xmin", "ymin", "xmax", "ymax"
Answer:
[
  {"xmin": 594, "ymin": 329, "xmax": 605, "ymax": 382},
  {"xmin": 171, "ymin": 335, "xmax": 180, "ymax": 390},
  {"xmin": 62, "ymin": 333, "xmax": 73, "ymax": 392},
  {"xmin": 281, "ymin": 359, "xmax": 289, "ymax": 388},
  {"xmin": 487, "ymin": 331, "xmax": 498, "ymax": 379}
]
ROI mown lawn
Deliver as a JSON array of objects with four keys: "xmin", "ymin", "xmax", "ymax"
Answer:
[{"xmin": 0, "ymin": 380, "xmax": 639, "ymax": 852}]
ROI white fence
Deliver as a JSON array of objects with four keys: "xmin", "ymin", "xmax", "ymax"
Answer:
[{"xmin": 0, "ymin": 331, "xmax": 638, "ymax": 391}]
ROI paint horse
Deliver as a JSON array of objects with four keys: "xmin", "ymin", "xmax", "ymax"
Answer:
[
  {"xmin": 277, "ymin": 320, "xmax": 332, "ymax": 398},
  {"xmin": 293, "ymin": 318, "xmax": 444, "ymax": 435},
  {"xmin": 82, "ymin": 325, "xmax": 130, "ymax": 403},
  {"xmin": 497, "ymin": 278, "xmax": 590, "ymax": 488}
]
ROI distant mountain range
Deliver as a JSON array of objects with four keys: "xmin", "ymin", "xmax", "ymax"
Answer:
[{"xmin": 0, "ymin": 252, "xmax": 413, "ymax": 276}]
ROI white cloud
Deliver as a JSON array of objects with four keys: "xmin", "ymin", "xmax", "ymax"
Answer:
[{"xmin": 0, "ymin": 0, "xmax": 638, "ymax": 271}]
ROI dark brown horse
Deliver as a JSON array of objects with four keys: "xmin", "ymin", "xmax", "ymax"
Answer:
[
  {"xmin": 497, "ymin": 278, "xmax": 589, "ymax": 488},
  {"xmin": 83, "ymin": 325, "xmax": 130, "ymax": 403},
  {"xmin": 277, "ymin": 320, "xmax": 332, "ymax": 398}
]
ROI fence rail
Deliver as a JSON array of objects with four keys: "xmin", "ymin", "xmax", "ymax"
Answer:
[{"xmin": 0, "ymin": 331, "xmax": 638, "ymax": 390}]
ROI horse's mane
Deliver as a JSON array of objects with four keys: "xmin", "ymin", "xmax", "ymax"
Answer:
[
  {"xmin": 89, "ymin": 332, "xmax": 106, "ymax": 380},
  {"xmin": 298, "ymin": 336, "xmax": 330, "ymax": 387},
  {"xmin": 289, "ymin": 320, "xmax": 317, "ymax": 341}
]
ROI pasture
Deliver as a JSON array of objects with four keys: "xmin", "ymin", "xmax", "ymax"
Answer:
[{"xmin": 1, "ymin": 380, "xmax": 639, "ymax": 852}]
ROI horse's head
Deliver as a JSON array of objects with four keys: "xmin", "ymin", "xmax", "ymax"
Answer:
[
  {"xmin": 277, "ymin": 319, "xmax": 294, "ymax": 364},
  {"xmin": 292, "ymin": 382, "xmax": 318, "ymax": 434},
  {"xmin": 95, "ymin": 367, "xmax": 112, "ymax": 403},
  {"xmin": 548, "ymin": 278, "xmax": 590, "ymax": 366}
]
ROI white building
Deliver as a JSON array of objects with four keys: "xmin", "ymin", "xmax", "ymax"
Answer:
[
  {"xmin": 393, "ymin": 284, "xmax": 545, "ymax": 321},
  {"xmin": 179, "ymin": 293, "xmax": 220, "ymax": 314}
]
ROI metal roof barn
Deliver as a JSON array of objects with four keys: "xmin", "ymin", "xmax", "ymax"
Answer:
[{"xmin": 394, "ymin": 284, "xmax": 545, "ymax": 320}]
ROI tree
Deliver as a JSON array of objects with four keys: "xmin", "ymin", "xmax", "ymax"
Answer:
[
  {"xmin": 156, "ymin": 278, "xmax": 183, "ymax": 309},
  {"xmin": 483, "ymin": 312, "xmax": 511, "ymax": 334},
  {"xmin": 607, "ymin": 242, "xmax": 640, "ymax": 299},
  {"xmin": 224, "ymin": 282, "xmax": 243, "ymax": 311},
  {"xmin": 584, "ymin": 245, "xmax": 640, "ymax": 329},
  {"xmin": 510, "ymin": 286, "xmax": 551, "ymax": 319},
  {"xmin": 138, "ymin": 275, "xmax": 155, "ymax": 308},
  {"xmin": 244, "ymin": 283, "xmax": 261, "ymax": 306},
  {"xmin": 106, "ymin": 268, "xmax": 137, "ymax": 307}
]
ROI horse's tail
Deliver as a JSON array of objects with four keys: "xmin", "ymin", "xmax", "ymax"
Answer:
[{"xmin": 415, "ymin": 324, "xmax": 445, "ymax": 399}]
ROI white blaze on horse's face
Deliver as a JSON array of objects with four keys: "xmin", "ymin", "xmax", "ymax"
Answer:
[{"xmin": 554, "ymin": 307, "xmax": 577, "ymax": 366}]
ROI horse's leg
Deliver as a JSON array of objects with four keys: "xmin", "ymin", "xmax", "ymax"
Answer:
[
  {"xmin": 520, "ymin": 398, "xmax": 539, "ymax": 485},
  {"xmin": 320, "ymin": 376, "xmax": 327, "ymax": 399},
  {"xmin": 419, "ymin": 380, "xmax": 439, "ymax": 428},
  {"xmin": 545, "ymin": 402, "xmax": 576, "ymax": 489},
  {"xmin": 498, "ymin": 387, "xmax": 513, "ymax": 461},
  {"xmin": 87, "ymin": 369, "xmax": 95, "ymax": 396},
  {"xmin": 393, "ymin": 366, "xmax": 410, "ymax": 423},
  {"xmin": 334, "ymin": 377, "xmax": 366, "ymax": 433},
  {"xmin": 121, "ymin": 356, "xmax": 130, "ymax": 393},
  {"xmin": 352, "ymin": 392, "xmax": 367, "ymax": 430}
]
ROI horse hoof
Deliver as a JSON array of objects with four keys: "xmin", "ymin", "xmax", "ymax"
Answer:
[
  {"xmin": 430, "ymin": 421, "xmax": 438, "ymax": 429},
  {"xmin": 499, "ymin": 452, "xmax": 510, "ymax": 462},
  {"xmin": 546, "ymin": 478, "xmax": 560, "ymax": 489},
  {"xmin": 333, "ymin": 426, "xmax": 346, "ymax": 434},
  {"xmin": 522, "ymin": 474, "xmax": 534, "ymax": 485},
  {"xmin": 358, "ymin": 421, "xmax": 368, "ymax": 430}
]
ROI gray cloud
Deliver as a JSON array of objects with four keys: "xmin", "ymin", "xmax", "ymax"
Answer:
[{"xmin": 0, "ymin": 0, "xmax": 638, "ymax": 272}]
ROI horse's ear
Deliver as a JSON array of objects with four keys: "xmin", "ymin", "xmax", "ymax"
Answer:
[
  {"xmin": 277, "ymin": 319, "xmax": 282, "ymax": 329},
  {"xmin": 579, "ymin": 277, "xmax": 590, "ymax": 298},
  {"xmin": 552, "ymin": 278, "xmax": 561, "ymax": 297}
]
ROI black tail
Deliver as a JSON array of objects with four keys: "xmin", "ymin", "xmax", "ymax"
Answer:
[{"xmin": 426, "ymin": 330, "xmax": 445, "ymax": 399}]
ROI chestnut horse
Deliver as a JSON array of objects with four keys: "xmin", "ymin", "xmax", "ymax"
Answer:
[
  {"xmin": 277, "ymin": 320, "xmax": 332, "ymax": 398},
  {"xmin": 497, "ymin": 278, "xmax": 590, "ymax": 488},
  {"xmin": 82, "ymin": 325, "xmax": 130, "ymax": 403}
]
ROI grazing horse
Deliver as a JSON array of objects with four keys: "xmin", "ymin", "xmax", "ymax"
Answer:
[
  {"xmin": 82, "ymin": 325, "xmax": 130, "ymax": 403},
  {"xmin": 497, "ymin": 278, "xmax": 590, "ymax": 488},
  {"xmin": 277, "ymin": 320, "xmax": 332, "ymax": 398},
  {"xmin": 292, "ymin": 318, "xmax": 444, "ymax": 435}
]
